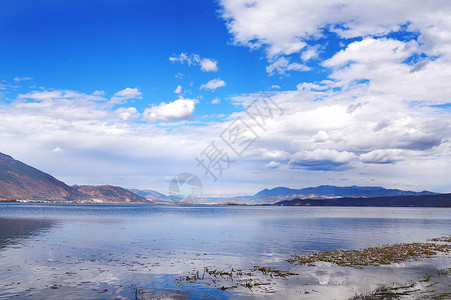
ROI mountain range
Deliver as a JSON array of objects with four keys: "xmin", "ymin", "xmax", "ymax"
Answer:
[
  {"xmin": 0, "ymin": 152, "xmax": 151, "ymax": 203},
  {"xmin": 0, "ymin": 153, "xmax": 87, "ymax": 201},
  {"xmin": 248, "ymin": 185, "xmax": 437, "ymax": 204},
  {"xmin": 128, "ymin": 188, "xmax": 172, "ymax": 202},
  {"xmin": 0, "ymin": 151, "xmax": 449, "ymax": 206},
  {"xmin": 76, "ymin": 185, "xmax": 148, "ymax": 203},
  {"xmin": 273, "ymin": 194, "xmax": 451, "ymax": 207}
]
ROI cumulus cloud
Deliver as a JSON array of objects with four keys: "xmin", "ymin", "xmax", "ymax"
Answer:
[
  {"xmin": 0, "ymin": 86, "xmax": 215, "ymax": 194},
  {"xmin": 110, "ymin": 88, "xmax": 142, "ymax": 104},
  {"xmin": 324, "ymin": 38, "xmax": 418, "ymax": 68},
  {"xmin": 313, "ymin": 131, "xmax": 329, "ymax": 143},
  {"xmin": 200, "ymin": 58, "xmax": 219, "ymax": 72},
  {"xmin": 211, "ymin": 97, "xmax": 221, "ymax": 104},
  {"xmin": 2, "ymin": 80, "xmax": 451, "ymax": 193},
  {"xmin": 116, "ymin": 107, "xmax": 140, "ymax": 121},
  {"xmin": 200, "ymin": 78, "xmax": 226, "ymax": 91},
  {"xmin": 15, "ymin": 89, "xmax": 110, "ymax": 120},
  {"xmin": 261, "ymin": 150, "xmax": 290, "ymax": 161},
  {"xmin": 301, "ymin": 45, "xmax": 320, "ymax": 61},
  {"xmin": 265, "ymin": 161, "xmax": 280, "ymax": 169},
  {"xmin": 266, "ymin": 57, "xmax": 310, "ymax": 75},
  {"xmin": 143, "ymin": 98, "xmax": 196, "ymax": 122},
  {"xmin": 174, "ymin": 85, "xmax": 182, "ymax": 94},
  {"xmin": 3, "ymin": 1, "xmax": 451, "ymax": 194},
  {"xmin": 169, "ymin": 53, "xmax": 218, "ymax": 72},
  {"xmin": 360, "ymin": 149, "xmax": 405, "ymax": 164},
  {"xmin": 289, "ymin": 149, "xmax": 356, "ymax": 171},
  {"xmin": 219, "ymin": 0, "xmax": 451, "ymax": 56}
]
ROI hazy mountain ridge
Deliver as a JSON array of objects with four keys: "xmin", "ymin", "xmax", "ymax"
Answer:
[{"xmin": 128, "ymin": 188, "xmax": 172, "ymax": 202}]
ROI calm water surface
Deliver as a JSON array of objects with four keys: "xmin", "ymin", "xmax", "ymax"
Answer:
[{"xmin": 0, "ymin": 203, "xmax": 449, "ymax": 299}]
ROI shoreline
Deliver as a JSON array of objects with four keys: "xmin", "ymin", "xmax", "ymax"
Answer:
[{"xmin": 1, "ymin": 200, "xmax": 451, "ymax": 208}]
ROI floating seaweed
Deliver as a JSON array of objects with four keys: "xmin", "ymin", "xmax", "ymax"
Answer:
[
  {"xmin": 176, "ymin": 236, "xmax": 450, "ymax": 294},
  {"xmin": 287, "ymin": 236, "xmax": 451, "ymax": 268},
  {"xmin": 176, "ymin": 265, "xmax": 297, "ymax": 292},
  {"xmin": 349, "ymin": 268, "xmax": 450, "ymax": 300}
]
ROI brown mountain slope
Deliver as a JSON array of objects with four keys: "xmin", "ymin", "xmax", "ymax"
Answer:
[
  {"xmin": 77, "ymin": 185, "xmax": 149, "ymax": 203},
  {"xmin": 0, "ymin": 152, "xmax": 89, "ymax": 201}
]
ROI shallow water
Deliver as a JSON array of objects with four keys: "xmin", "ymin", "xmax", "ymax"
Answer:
[{"xmin": 0, "ymin": 203, "xmax": 449, "ymax": 299}]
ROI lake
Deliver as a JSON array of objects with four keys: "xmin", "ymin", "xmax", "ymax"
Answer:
[{"xmin": 0, "ymin": 203, "xmax": 450, "ymax": 299}]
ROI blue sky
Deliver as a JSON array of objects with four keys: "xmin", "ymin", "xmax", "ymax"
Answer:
[
  {"xmin": 1, "ymin": 0, "xmax": 451, "ymax": 196},
  {"xmin": 0, "ymin": 0, "xmax": 333, "ymax": 116}
]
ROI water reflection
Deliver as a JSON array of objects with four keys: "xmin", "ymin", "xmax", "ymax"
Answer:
[
  {"xmin": 0, "ymin": 217, "xmax": 55, "ymax": 250},
  {"xmin": 0, "ymin": 204, "xmax": 449, "ymax": 299}
]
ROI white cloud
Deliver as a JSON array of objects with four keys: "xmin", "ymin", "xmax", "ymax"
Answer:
[
  {"xmin": 200, "ymin": 58, "xmax": 219, "ymax": 72},
  {"xmin": 289, "ymin": 149, "xmax": 356, "ymax": 171},
  {"xmin": 3, "ymin": 1, "xmax": 451, "ymax": 195},
  {"xmin": 266, "ymin": 57, "xmax": 310, "ymax": 75},
  {"xmin": 301, "ymin": 45, "xmax": 320, "ymax": 61},
  {"xmin": 323, "ymin": 38, "xmax": 451, "ymax": 104},
  {"xmin": 211, "ymin": 97, "xmax": 221, "ymax": 104},
  {"xmin": 261, "ymin": 150, "xmax": 289, "ymax": 161},
  {"xmin": 174, "ymin": 85, "xmax": 182, "ymax": 94},
  {"xmin": 92, "ymin": 90, "xmax": 105, "ymax": 96},
  {"xmin": 110, "ymin": 88, "xmax": 142, "ymax": 104},
  {"xmin": 16, "ymin": 89, "xmax": 109, "ymax": 120},
  {"xmin": 19, "ymin": 89, "xmax": 104, "ymax": 103},
  {"xmin": 313, "ymin": 130, "xmax": 329, "ymax": 143},
  {"xmin": 14, "ymin": 77, "xmax": 32, "ymax": 82},
  {"xmin": 323, "ymin": 38, "xmax": 418, "ymax": 68},
  {"xmin": 169, "ymin": 52, "xmax": 188, "ymax": 63},
  {"xmin": 169, "ymin": 53, "xmax": 218, "ymax": 72},
  {"xmin": 219, "ymin": 0, "xmax": 451, "ymax": 57},
  {"xmin": 116, "ymin": 107, "xmax": 140, "ymax": 121},
  {"xmin": 52, "ymin": 147, "xmax": 63, "ymax": 152},
  {"xmin": 2, "ymin": 81, "xmax": 451, "ymax": 194},
  {"xmin": 200, "ymin": 78, "xmax": 226, "ymax": 91},
  {"xmin": 265, "ymin": 161, "xmax": 280, "ymax": 169},
  {"xmin": 360, "ymin": 149, "xmax": 405, "ymax": 164},
  {"xmin": 143, "ymin": 98, "xmax": 196, "ymax": 122}
]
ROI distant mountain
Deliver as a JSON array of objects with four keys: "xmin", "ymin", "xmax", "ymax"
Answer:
[
  {"xmin": 252, "ymin": 185, "xmax": 437, "ymax": 204},
  {"xmin": 0, "ymin": 152, "xmax": 89, "ymax": 201},
  {"xmin": 0, "ymin": 150, "xmax": 445, "ymax": 206},
  {"xmin": 77, "ymin": 185, "xmax": 149, "ymax": 203},
  {"xmin": 128, "ymin": 188, "xmax": 172, "ymax": 202},
  {"xmin": 273, "ymin": 193, "xmax": 451, "ymax": 207}
]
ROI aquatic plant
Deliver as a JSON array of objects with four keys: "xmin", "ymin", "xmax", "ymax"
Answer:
[{"xmin": 287, "ymin": 238, "xmax": 451, "ymax": 267}]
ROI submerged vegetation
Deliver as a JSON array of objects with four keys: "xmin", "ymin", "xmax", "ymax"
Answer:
[
  {"xmin": 175, "ymin": 265, "xmax": 299, "ymax": 293},
  {"xmin": 172, "ymin": 236, "xmax": 451, "ymax": 297},
  {"xmin": 287, "ymin": 240, "xmax": 451, "ymax": 268},
  {"xmin": 349, "ymin": 268, "xmax": 450, "ymax": 300}
]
